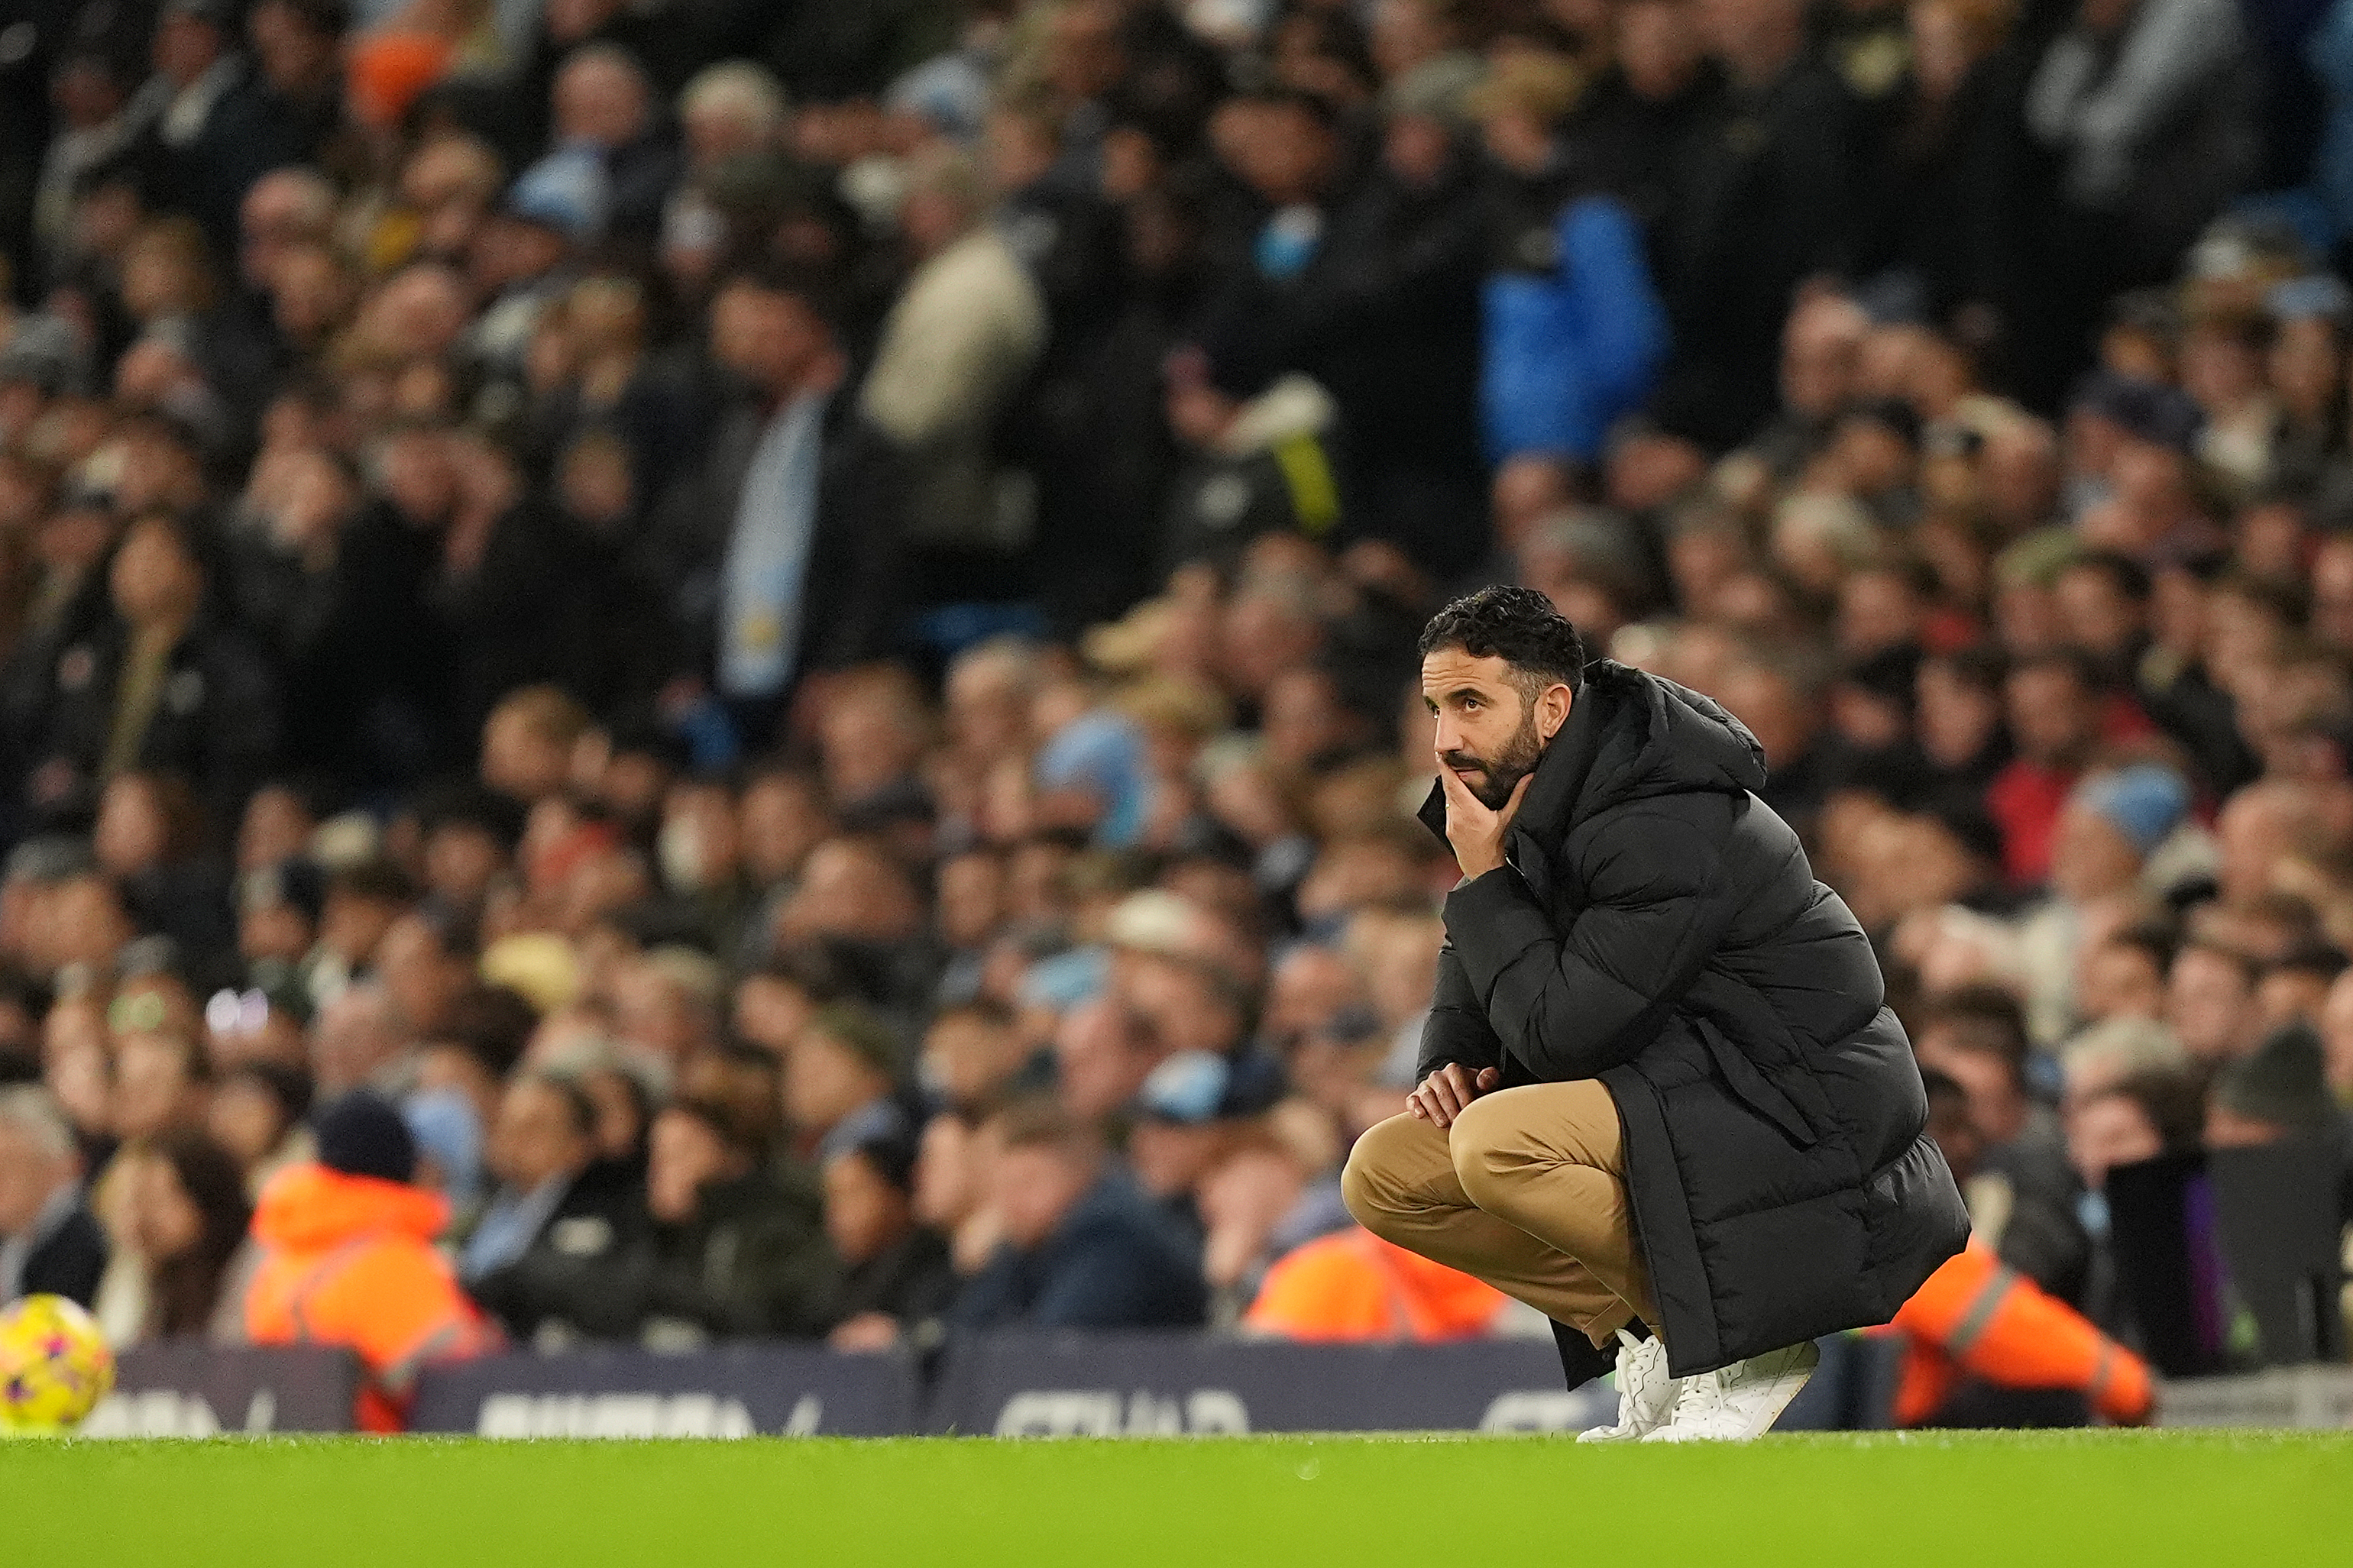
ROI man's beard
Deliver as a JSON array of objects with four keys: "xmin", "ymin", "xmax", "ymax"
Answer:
[{"xmin": 1439, "ymin": 706, "xmax": 1545, "ymax": 810}]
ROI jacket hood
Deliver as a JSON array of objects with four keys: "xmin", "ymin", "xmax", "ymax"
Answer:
[
  {"xmin": 1419, "ymin": 661, "xmax": 1766, "ymax": 845},
  {"xmin": 251, "ymin": 1162, "xmax": 449, "ymax": 1251}
]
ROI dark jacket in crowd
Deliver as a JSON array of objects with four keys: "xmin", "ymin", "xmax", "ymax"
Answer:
[
  {"xmin": 465, "ymin": 1159, "xmax": 648, "ymax": 1342},
  {"xmin": 432, "ymin": 496, "xmax": 659, "ymax": 744},
  {"xmin": 830, "ymin": 1225, "xmax": 957, "ymax": 1332},
  {"xmin": 1654, "ymin": 53, "xmax": 1861, "ymax": 446},
  {"xmin": 952, "ymin": 1169, "xmax": 1208, "ymax": 1331},
  {"xmin": 1863, "ymin": 47, "xmax": 2037, "ymax": 328},
  {"xmin": 1296, "ymin": 150, "xmax": 1488, "ymax": 572},
  {"xmin": 229, "ymin": 503, "xmax": 447, "ymax": 790},
  {"xmin": 131, "ymin": 54, "xmax": 298, "ymax": 260},
  {"xmin": 649, "ymin": 392, "xmax": 909, "ymax": 693},
  {"xmin": 1979, "ymin": 1104, "xmax": 2094, "ymax": 1305},
  {"xmin": 1577, "ymin": 62, "xmax": 1724, "ymax": 244},
  {"xmin": 1416, "ymin": 661, "xmax": 1971, "ymax": 1377},
  {"xmin": 637, "ymin": 1164, "xmax": 839, "ymax": 1340},
  {"xmin": 13, "ymin": 1199, "xmax": 108, "ymax": 1308},
  {"xmin": 24, "ymin": 610, "xmax": 278, "ymax": 839}
]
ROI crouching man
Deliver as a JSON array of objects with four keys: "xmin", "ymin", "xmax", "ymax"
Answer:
[{"xmin": 1343, "ymin": 587, "xmax": 1968, "ymax": 1441}]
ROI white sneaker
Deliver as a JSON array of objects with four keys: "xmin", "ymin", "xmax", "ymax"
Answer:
[
  {"xmin": 1576, "ymin": 1328, "xmax": 1680, "ymax": 1443},
  {"xmin": 1639, "ymin": 1339, "xmax": 1820, "ymax": 1443}
]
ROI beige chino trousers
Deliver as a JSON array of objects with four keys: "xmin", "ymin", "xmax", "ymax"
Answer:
[{"xmin": 1340, "ymin": 1080, "xmax": 1659, "ymax": 1348}]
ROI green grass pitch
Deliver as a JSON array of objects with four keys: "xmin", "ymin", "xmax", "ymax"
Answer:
[{"xmin": 5, "ymin": 1431, "xmax": 2347, "ymax": 1566}]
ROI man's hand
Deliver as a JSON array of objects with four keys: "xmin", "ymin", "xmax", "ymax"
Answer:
[
  {"xmin": 1409, "ymin": 1063, "xmax": 1501, "ymax": 1129},
  {"xmin": 1437, "ymin": 766, "xmax": 1532, "ymax": 880}
]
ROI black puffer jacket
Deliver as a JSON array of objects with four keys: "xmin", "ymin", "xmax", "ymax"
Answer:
[{"xmin": 1418, "ymin": 661, "xmax": 1969, "ymax": 1376}]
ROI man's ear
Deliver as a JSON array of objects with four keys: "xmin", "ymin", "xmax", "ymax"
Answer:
[{"xmin": 1537, "ymin": 682, "xmax": 1573, "ymax": 742}]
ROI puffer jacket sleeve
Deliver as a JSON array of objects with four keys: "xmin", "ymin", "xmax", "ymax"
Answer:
[
  {"xmin": 1413, "ymin": 940, "xmax": 1505, "ymax": 1084},
  {"xmin": 1442, "ymin": 793, "xmax": 1741, "ymax": 1082}
]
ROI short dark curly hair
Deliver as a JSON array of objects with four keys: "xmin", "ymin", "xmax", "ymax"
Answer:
[{"xmin": 1416, "ymin": 585, "xmax": 1588, "ymax": 693}]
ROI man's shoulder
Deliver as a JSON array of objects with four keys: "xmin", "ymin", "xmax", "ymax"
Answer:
[{"xmin": 1054, "ymin": 1177, "xmax": 1190, "ymax": 1262}]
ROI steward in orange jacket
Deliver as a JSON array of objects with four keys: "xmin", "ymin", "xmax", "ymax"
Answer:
[
  {"xmin": 1896, "ymin": 1072, "xmax": 2151, "ymax": 1426},
  {"xmin": 1243, "ymin": 1227, "xmax": 1509, "ymax": 1342},
  {"xmin": 1890, "ymin": 1240, "xmax": 2153, "ymax": 1426},
  {"xmin": 243, "ymin": 1094, "xmax": 496, "ymax": 1431}
]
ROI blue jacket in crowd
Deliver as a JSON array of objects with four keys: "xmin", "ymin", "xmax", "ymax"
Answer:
[
  {"xmin": 951, "ymin": 1170, "xmax": 1207, "ymax": 1331},
  {"xmin": 1479, "ymin": 194, "xmax": 1668, "ymax": 465}
]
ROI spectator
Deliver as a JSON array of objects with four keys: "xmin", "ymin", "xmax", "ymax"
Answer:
[
  {"xmin": 112, "ymin": 1026, "xmax": 209, "ymax": 1141},
  {"xmin": 1912, "ymin": 986, "xmax": 2091, "ymax": 1301},
  {"xmin": 953, "ymin": 1097, "xmax": 1207, "ymax": 1330},
  {"xmin": 129, "ymin": 0, "xmax": 293, "ymax": 258},
  {"xmin": 636, "ymin": 1084, "xmax": 836, "ymax": 1341},
  {"xmin": 95, "ymin": 1125, "xmax": 250, "ymax": 1343},
  {"xmin": 461, "ymin": 1071, "xmax": 639, "ymax": 1340},
  {"xmin": 0, "ymin": 1085, "xmax": 105, "ymax": 1306},
  {"xmin": 205, "ymin": 1059, "xmax": 314, "ymax": 1194},
  {"xmin": 783, "ymin": 1004, "xmax": 908, "ymax": 1163},
  {"xmin": 2166, "ymin": 939, "xmax": 2264, "ymax": 1063},
  {"xmin": 1985, "ymin": 651, "xmax": 2109, "ymax": 884},
  {"xmin": 2026, "ymin": 0, "xmax": 2257, "ymax": 308},
  {"xmin": 858, "ymin": 145, "xmax": 1046, "ymax": 601},
  {"xmin": 1657, "ymin": 0, "xmax": 1862, "ymax": 443},
  {"xmin": 21, "ymin": 509, "xmax": 277, "ymax": 842},
  {"xmin": 654, "ymin": 265, "xmax": 908, "ymax": 738},
  {"xmin": 243, "ymin": 1092, "xmax": 494, "ymax": 1430},
  {"xmin": 822, "ymin": 1120, "xmax": 955, "ymax": 1350},
  {"xmin": 1474, "ymin": 52, "xmax": 1667, "ymax": 471}
]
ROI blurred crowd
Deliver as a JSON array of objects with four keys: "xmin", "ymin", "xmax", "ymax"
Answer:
[{"xmin": 2, "ymin": 0, "xmax": 2353, "ymax": 1426}]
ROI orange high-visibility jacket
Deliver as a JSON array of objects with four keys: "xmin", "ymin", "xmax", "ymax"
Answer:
[
  {"xmin": 243, "ymin": 1163, "xmax": 494, "ymax": 1431},
  {"xmin": 1889, "ymin": 1240, "xmax": 2153, "ymax": 1427},
  {"xmin": 1244, "ymin": 1227, "xmax": 1509, "ymax": 1343}
]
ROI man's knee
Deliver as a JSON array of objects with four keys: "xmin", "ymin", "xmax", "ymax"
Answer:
[
  {"xmin": 1340, "ymin": 1114, "xmax": 1427, "ymax": 1238},
  {"xmin": 1448, "ymin": 1095, "xmax": 1519, "ymax": 1212}
]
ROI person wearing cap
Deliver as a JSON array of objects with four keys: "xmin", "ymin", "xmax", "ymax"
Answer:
[
  {"xmin": 952, "ymin": 1096, "xmax": 1208, "ymax": 1331},
  {"xmin": 2002, "ymin": 763, "xmax": 2196, "ymax": 1047},
  {"xmin": 482, "ymin": 159, "xmax": 598, "ymax": 331},
  {"xmin": 1127, "ymin": 1046, "xmax": 1286, "ymax": 1248},
  {"xmin": 2072, "ymin": 376, "xmax": 2225, "ymax": 559},
  {"xmin": 820, "ymin": 1119, "xmax": 955, "ymax": 1350},
  {"xmin": 241, "ymin": 1091, "xmax": 496, "ymax": 1431}
]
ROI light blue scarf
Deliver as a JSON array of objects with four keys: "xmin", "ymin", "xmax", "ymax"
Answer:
[{"xmin": 718, "ymin": 391, "xmax": 829, "ymax": 699}]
